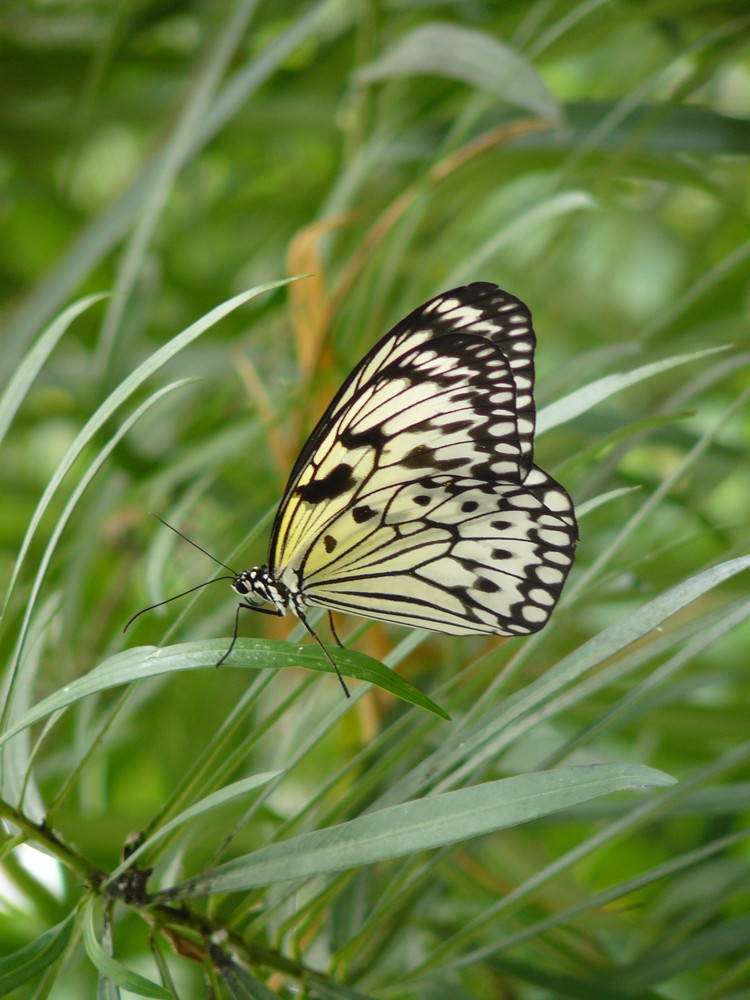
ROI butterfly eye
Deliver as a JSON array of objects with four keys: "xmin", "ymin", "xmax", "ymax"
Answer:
[{"xmin": 232, "ymin": 577, "xmax": 251, "ymax": 596}]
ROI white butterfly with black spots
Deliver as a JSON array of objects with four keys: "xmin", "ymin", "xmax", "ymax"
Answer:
[{"xmin": 230, "ymin": 282, "xmax": 577, "ymax": 690}]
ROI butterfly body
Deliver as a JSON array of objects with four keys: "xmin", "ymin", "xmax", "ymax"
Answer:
[
  {"xmin": 232, "ymin": 566, "xmax": 297, "ymax": 616},
  {"xmin": 233, "ymin": 282, "xmax": 577, "ymax": 645}
]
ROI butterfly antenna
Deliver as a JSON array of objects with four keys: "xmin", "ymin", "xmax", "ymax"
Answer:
[
  {"xmin": 123, "ymin": 576, "xmax": 235, "ymax": 633},
  {"xmin": 149, "ymin": 512, "xmax": 237, "ymax": 575},
  {"xmin": 298, "ymin": 610, "xmax": 350, "ymax": 698}
]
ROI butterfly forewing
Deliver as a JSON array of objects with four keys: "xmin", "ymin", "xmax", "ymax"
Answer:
[
  {"xmin": 272, "ymin": 283, "xmax": 536, "ymax": 543},
  {"xmin": 266, "ymin": 281, "xmax": 576, "ymax": 638}
]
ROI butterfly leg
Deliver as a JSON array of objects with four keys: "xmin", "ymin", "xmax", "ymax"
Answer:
[
  {"xmin": 327, "ymin": 611, "xmax": 344, "ymax": 648},
  {"xmin": 297, "ymin": 609, "xmax": 350, "ymax": 699},
  {"xmin": 215, "ymin": 601, "xmax": 283, "ymax": 668}
]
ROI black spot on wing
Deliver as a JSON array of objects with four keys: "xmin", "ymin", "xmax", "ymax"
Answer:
[
  {"xmin": 296, "ymin": 463, "xmax": 356, "ymax": 503},
  {"xmin": 402, "ymin": 445, "xmax": 433, "ymax": 468},
  {"xmin": 353, "ymin": 505, "xmax": 376, "ymax": 523},
  {"xmin": 340, "ymin": 425, "xmax": 387, "ymax": 450}
]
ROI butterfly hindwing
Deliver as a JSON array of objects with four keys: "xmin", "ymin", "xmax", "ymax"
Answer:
[
  {"xmin": 290, "ymin": 465, "xmax": 576, "ymax": 635},
  {"xmin": 266, "ymin": 281, "xmax": 576, "ymax": 637}
]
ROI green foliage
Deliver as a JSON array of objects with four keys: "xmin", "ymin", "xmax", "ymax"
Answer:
[{"xmin": 1, "ymin": 1, "xmax": 749, "ymax": 997}]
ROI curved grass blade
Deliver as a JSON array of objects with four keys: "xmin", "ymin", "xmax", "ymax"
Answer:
[
  {"xmin": 162, "ymin": 764, "xmax": 674, "ymax": 898},
  {"xmin": 106, "ymin": 770, "xmax": 283, "ymax": 885},
  {"xmin": 83, "ymin": 901, "xmax": 173, "ymax": 999},
  {"xmin": 537, "ymin": 345, "xmax": 729, "ymax": 435},
  {"xmin": 0, "ymin": 639, "xmax": 448, "ymax": 748},
  {"xmin": 95, "ymin": 0, "xmax": 261, "ymax": 371},
  {"xmin": 1, "ymin": 379, "xmax": 196, "ymax": 734},
  {"xmin": 3, "ymin": 277, "xmax": 297, "ymax": 621},
  {"xmin": 356, "ymin": 22, "xmax": 561, "ymax": 123},
  {"xmin": 0, "ymin": 294, "xmax": 107, "ymax": 447},
  {"xmin": 0, "ymin": 910, "xmax": 76, "ymax": 994},
  {"xmin": 377, "ymin": 555, "xmax": 750, "ymax": 807},
  {"xmin": 449, "ymin": 191, "xmax": 596, "ymax": 285}
]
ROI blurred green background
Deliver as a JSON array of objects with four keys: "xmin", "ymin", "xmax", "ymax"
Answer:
[{"xmin": 1, "ymin": 1, "xmax": 749, "ymax": 997}]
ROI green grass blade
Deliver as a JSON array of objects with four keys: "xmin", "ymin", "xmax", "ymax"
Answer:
[
  {"xmin": 217, "ymin": 961, "xmax": 279, "ymax": 1000},
  {"xmin": 2, "ymin": 278, "xmax": 295, "ymax": 621},
  {"xmin": 310, "ymin": 982, "xmax": 379, "ymax": 1000},
  {"xmin": 164, "ymin": 764, "xmax": 674, "ymax": 897},
  {"xmin": 106, "ymin": 771, "xmax": 283, "ymax": 884},
  {"xmin": 377, "ymin": 555, "xmax": 750, "ymax": 807},
  {"xmin": 409, "ymin": 829, "xmax": 750, "ymax": 982},
  {"xmin": 598, "ymin": 914, "xmax": 750, "ymax": 992},
  {"xmin": 83, "ymin": 901, "xmax": 173, "ymax": 999},
  {"xmin": 448, "ymin": 191, "xmax": 597, "ymax": 285},
  {"xmin": 0, "ymin": 639, "xmax": 447, "ymax": 748},
  {"xmin": 0, "ymin": 294, "xmax": 106, "ymax": 447},
  {"xmin": 1, "ymin": 380, "xmax": 196, "ymax": 734},
  {"xmin": 0, "ymin": 910, "xmax": 76, "ymax": 994},
  {"xmin": 356, "ymin": 22, "xmax": 561, "ymax": 122},
  {"xmin": 537, "ymin": 345, "xmax": 730, "ymax": 434},
  {"xmin": 95, "ymin": 0, "xmax": 261, "ymax": 370}
]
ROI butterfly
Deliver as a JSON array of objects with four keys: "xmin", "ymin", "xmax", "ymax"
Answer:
[{"xmin": 224, "ymin": 281, "xmax": 578, "ymax": 695}]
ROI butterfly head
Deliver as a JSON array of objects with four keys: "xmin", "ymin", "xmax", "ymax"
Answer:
[{"xmin": 232, "ymin": 565, "xmax": 292, "ymax": 614}]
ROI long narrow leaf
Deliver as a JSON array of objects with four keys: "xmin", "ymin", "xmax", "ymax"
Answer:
[
  {"xmin": 537, "ymin": 345, "xmax": 729, "ymax": 434},
  {"xmin": 0, "ymin": 294, "xmax": 106, "ymax": 447},
  {"xmin": 83, "ymin": 902, "xmax": 173, "ymax": 999},
  {"xmin": 378, "ymin": 555, "xmax": 750, "ymax": 806},
  {"xmin": 105, "ymin": 771, "xmax": 283, "ymax": 884},
  {"xmin": 3, "ymin": 277, "xmax": 296, "ymax": 620},
  {"xmin": 162, "ymin": 764, "xmax": 674, "ymax": 897},
  {"xmin": 1, "ymin": 379, "xmax": 196, "ymax": 733},
  {"xmin": 0, "ymin": 639, "xmax": 448, "ymax": 747},
  {"xmin": 357, "ymin": 22, "xmax": 561, "ymax": 122},
  {"xmin": 0, "ymin": 910, "xmax": 76, "ymax": 993}
]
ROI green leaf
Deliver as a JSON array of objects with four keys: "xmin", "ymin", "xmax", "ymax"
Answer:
[
  {"xmin": 162, "ymin": 764, "xmax": 674, "ymax": 898},
  {"xmin": 597, "ymin": 912, "xmax": 750, "ymax": 991},
  {"xmin": 576, "ymin": 487, "xmax": 641, "ymax": 519},
  {"xmin": 106, "ymin": 770, "xmax": 284, "ymax": 884},
  {"xmin": 309, "ymin": 982, "xmax": 379, "ymax": 1000},
  {"xmin": 377, "ymin": 556, "xmax": 750, "ymax": 809},
  {"xmin": 83, "ymin": 901, "xmax": 173, "ymax": 999},
  {"xmin": 0, "ymin": 910, "xmax": 76, "ymax": 993},
  {"xmin": 356, "ymin": 22, "xmax": 561, "ymax": 123},
  {"xmin": 0, "ymin": 639, "xmax": 448, "ymax": 747},
  {"xmin": 537, "ymin": 345, "xmax": 730, "ymax": 434},
  {"xmin": 0, "ymin": 294, "xmax": 107, "ymax": 447},
  {"xmin": 448, "ymin": 191, "xmax": 597, "ymax": 285},
  {"xmin": 2, "ymin": 277, "xmax": 298, "ymax": 619},
  {"xmin": 216, "ymin": 958, "xmax": 279, "ymax": 1000},
  {"xmin": 1, "ymin": 379, "xmax": 197, "ymax": 737},
  {"xmin": 558, "ymin": 100, "xmax": 750, "ymax": 156}
]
